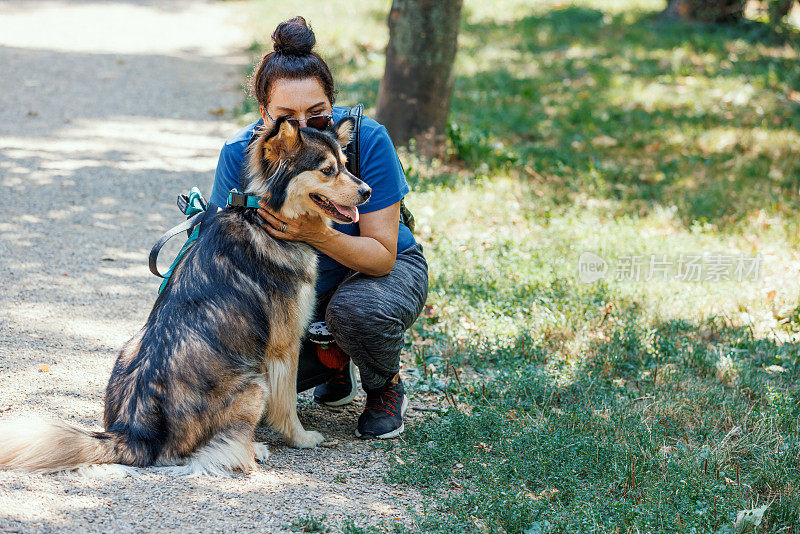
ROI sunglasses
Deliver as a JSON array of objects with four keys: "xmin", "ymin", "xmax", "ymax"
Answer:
[{"xmin": 264, "ymin": 108, "xmax": 333, "ymax": 131}]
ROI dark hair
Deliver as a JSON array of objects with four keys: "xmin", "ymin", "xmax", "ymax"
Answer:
[{"xmin": 250, "ymin": 17, "xmax": 336, "ymax": 108}]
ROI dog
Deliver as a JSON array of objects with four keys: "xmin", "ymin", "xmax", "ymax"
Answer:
[{"xmin": 0, "ymin": 116, "xmax": 371, "ymax": 476}]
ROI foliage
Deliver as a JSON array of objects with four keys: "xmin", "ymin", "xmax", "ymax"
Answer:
[
  {"xmin": 662, "ymin": 0, "xmax": 748, "ymax": 23},
  {"xmin": 397, "ymin": 311, "xmax": 800, "ymax": 532},
  {"xmin": 766, "ymin": 0, "xmax": 797, "ymax": 24}
]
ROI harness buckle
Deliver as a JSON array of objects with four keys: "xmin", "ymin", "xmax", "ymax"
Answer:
[{"xmin": 227, "ymin": 190, "xmax": 246, "ymax": 208}]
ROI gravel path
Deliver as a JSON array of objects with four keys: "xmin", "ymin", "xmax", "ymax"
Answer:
[{"xmin": 0, "ymin": 2, "xmax": 422, "ymax": 531}]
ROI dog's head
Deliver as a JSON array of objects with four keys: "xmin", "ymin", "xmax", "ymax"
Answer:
[{"xmin": 244, "ymin": 116, "xmax": 371, "ymax": 224}]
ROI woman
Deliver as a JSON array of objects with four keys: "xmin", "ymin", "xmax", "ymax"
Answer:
[{"xmin": 209, "ymin": 17, "xmax": 428, "ymax": 439}]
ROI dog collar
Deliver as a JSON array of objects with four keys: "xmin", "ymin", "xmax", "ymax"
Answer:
[{"xmin": 227, "ymin": 189, "xmax": 263, "ymax": 209}]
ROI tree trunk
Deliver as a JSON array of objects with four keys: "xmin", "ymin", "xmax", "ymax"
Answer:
[
  {"xmin": 375, "ymin": 0, "xmax": 463, "ymax": 159},
  {"xmin": 768, "ymin": 0, "xmax": 796, "ymax": 22},
  {"xmin": 660, "ymin": 0, "xmax": 747, "ymax": 23}
]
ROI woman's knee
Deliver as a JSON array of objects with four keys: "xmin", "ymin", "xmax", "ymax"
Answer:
[
  {"xmin": 325, "ymin": 247, "xmax": 429, "ymax": 343},
  {"xmin": 325, "ymin": 284, "xmax": 402, "ymax": 340}
]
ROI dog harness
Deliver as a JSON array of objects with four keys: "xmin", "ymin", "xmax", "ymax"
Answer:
[
  {"xmin": 226, "ymin": 190, "xmax": 264, "ymax": 209},
  {"xmin": 149, "ymin": 103, "xmax": 416, "ymax": 294},
  {"xmin": 149, "ymin": 188, "xmax": 270, "ymax": 294},
  {"xmin": 149, "ymin": 188, "xmax": 215, "ymax": 293}
]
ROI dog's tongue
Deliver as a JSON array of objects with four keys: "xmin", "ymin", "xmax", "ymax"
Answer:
[{"xmin": 331, "ymin": 202, "xmax": 359, "ymax": 223}]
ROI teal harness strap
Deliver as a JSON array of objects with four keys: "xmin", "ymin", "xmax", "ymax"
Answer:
[
  {"xmin": 158, "ymin": 224, "xmax": 200, "ymax": 294},
  {"xmin": 227, "ymin": 190, "xmax": 264, "ymax": 209},
  {"xmin": 152, "ymin": 187, "xmax": 215, "ymax": 295},
  {"xmin": 183, "ymin": 187, "xmax": 207, "ymax": 216},
  {"xmin": 152, "ymin": 188, "xmax": 264, "ymax": 295}
]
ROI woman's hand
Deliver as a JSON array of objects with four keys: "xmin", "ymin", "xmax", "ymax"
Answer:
[
  {"xmin": 257, "ymin": 201, "xmax": 332, "ymax": 245},
  {"xmin": 258, "ymin": 201, "xmax": 400, "ymax": 277}
]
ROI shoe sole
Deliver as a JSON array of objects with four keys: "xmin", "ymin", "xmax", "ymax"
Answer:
[
  {"xmin": 317, "ymin": 361, "xmax": 358, "ymax": 407},
  {"xmin": 355, "ymin": 394, "xmax": 409, "ymax": 440}
]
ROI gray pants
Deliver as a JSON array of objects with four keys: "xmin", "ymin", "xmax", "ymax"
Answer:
[{"xmin": 319, "ymin": 243, "xmax": 428, "ymax": 390}]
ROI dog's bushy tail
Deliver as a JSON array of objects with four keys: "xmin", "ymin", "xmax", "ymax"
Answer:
[{"xmin": 0, "ymin": 418, "xmax": 128, "ymax": 473}]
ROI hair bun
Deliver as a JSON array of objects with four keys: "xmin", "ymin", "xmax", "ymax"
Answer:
[{"xmin": 272, "ymin": 16, "xmax": 316, "ymax": 55}]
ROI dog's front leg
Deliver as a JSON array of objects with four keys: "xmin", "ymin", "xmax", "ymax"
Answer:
[{"xmin": 263, "ymin": 343, "xmax": 325, "ymax": 448}]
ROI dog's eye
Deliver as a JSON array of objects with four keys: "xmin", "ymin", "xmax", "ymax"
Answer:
[{"xmin": 321, "ymin": 166, "xmax": 335, "ymax": 176}]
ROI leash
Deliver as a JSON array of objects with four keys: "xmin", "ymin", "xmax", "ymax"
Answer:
[
  {"xmin": 148, "ymin": 187, "xmax": 219, "ymax": 293},
  {"xmin": 149, "ymin": 206, "xmax": 219, "ymax": 294},
  {"xmin": 148, "ymin": 188, "xmax": 265, "ymax": 294},
  {"xmin": 148, "ymin": 212, "xmax": 204, "ymax": 278}
]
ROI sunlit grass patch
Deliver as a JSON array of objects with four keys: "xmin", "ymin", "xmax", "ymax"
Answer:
[
  {"xmin": 401, "ymin": 298, "xmax": 800, "ymax": 532},
  {"xmin": 440, "ymin": 2, "xmax": 800, "ymax": 235},
  {"xmin": 406, "ymin": 162, "xmax": 800, "ymax": 531},
  {"xmin": 403, "ymin": 168, "xmax": 799, "ymax": 529}
]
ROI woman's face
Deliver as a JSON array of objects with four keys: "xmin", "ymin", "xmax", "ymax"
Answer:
[{"xmin": 260, "ymin": 77, "xmax": 332, "ymax": 127}]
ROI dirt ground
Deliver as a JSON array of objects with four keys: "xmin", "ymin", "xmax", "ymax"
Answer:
[{"xmin": 0, "ymin": 1, "xmax": 424, "ymax": 531}]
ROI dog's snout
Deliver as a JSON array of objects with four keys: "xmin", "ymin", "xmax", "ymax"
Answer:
[{"xmin": 358, "ymin": 186, "xmax": 371, "ymax": 202}]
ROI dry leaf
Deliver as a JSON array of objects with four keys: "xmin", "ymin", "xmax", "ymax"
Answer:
[
  {"xmin": 733, "ymin": 503, "xmax": 768, "ymax": 533},
  {"xmin": 475, "ymin": 442, "xmax": 492, "ymax": 453},
  {"xmin": 591, "ymin": 135, "xmax": 618, "ymax": 147},
  {"xmin": 527, "ymin": 488, "xmax": 560, "ymax": 501},
  {"xmin": 208, "ymin": 107, "xmax": 226, "ymax": 116},
  {"xmin": 765, "ymin": 365, "xmax": 786, "ymax": 375},
  {"xmin": 644, "ymin": 142, "xmax": 662, "ymax": 153},
  {"xmin": 721, "ymin": 425, "xmax": 742, "ymax": 445}
]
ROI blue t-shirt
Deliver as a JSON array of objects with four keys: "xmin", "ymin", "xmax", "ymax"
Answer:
[{"xmin": 209, "ymin": 106, "xmax": 417, "ymax": 295}]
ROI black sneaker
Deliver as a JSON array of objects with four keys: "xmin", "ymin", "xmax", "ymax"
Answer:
[
  {"xmin": 355, "ymin": 377, "xmax": 408, "ymax": 439},
  {"xmin": 313, "ymin": 360, "xmax": 358, "ymax": 406}
]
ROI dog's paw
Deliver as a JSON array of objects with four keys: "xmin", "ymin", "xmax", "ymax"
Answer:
[
  {"xmin": 289, "ymin": 430, "xmax": 325, "ymax": 449},
  {"xmin": 253, "ymin": 442, "xmax": 271, "ymax": 463}
]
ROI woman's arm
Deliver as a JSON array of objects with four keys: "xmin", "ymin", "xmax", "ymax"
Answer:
[{"xmin": 257, "ymin": 201, "xmax": 400, "ymax": 277}]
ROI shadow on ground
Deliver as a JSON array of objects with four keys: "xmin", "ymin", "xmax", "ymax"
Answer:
[
  {"xmin": 0, "ymin": 8, "xmax": 419, "ymax": 530},
  {"xmin": 422, "ymin": 7, "xmax": 800, "ymax": 233}
]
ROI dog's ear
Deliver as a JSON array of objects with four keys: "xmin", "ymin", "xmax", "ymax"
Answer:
[
  {"xmin": 263, "ymin": 118, "xmax": 301, "ymax": 161},
  {"xmin": 332, "ymin": 117, "xmax": 355, "ymax": 148}
]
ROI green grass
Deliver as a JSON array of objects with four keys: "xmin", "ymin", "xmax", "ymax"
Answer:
[
  {"xmin": 398, "ymin": 311, "xmax": 800, "ymax": 532},
  {"xmin": 289, "ymin": 514, "xmax": 331, "ymax": 533},
  {"xmin": 287, "ymin": 514, "xmax": 397, "ymax": 533},
  {"xmin": 236, "ymin": 0, "xmax": 800, "ymax": 531}
]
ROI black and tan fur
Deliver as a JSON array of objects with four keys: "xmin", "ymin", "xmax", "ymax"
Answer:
[{"xmin": 0, "ymin": 117, "xmax": 371, "ymax": 476}]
